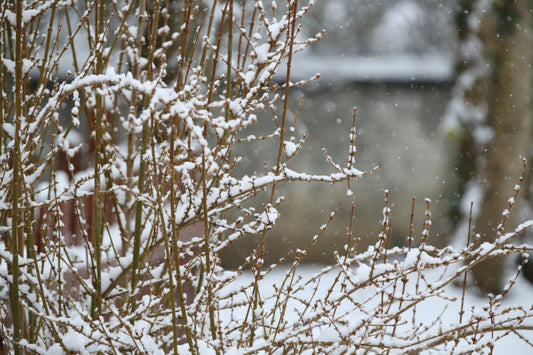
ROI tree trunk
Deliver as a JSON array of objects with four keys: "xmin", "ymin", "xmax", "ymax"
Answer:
[{"xmin": 471, "ymin": 0, "xmax": 533, "ymax": 294}]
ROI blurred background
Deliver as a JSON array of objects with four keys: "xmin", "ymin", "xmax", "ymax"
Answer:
[
  {"xmin": 29, "ymin": 0, "xmax": 529, "ymax": 291},
  {"xmin": 224, "ymin": 0, "xmax": 533, "ymax": 282}
]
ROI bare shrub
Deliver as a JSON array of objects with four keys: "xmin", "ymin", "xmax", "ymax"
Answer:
[{"xmin": 1, "ymin": 0, "xmax": 532, "ymax": 354}]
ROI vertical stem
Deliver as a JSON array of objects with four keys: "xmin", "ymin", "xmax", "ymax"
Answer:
[
  {"xmin": 125, "ymin": 0, "xmax": 148, "ymax": 256},
  {"xmin": 163, "ymin": 3, "xmax": 196, "ymax": 353},
  {"xmin": 153, "ymin": 157, "xmax": 182, "ymax": 354},
  {"xmin": 224, "ymin": 0, "xmax": 233, "ymax": 123},
  {"xmin": 130, "ymin": 0, "xmax": 163, "ymax": 310},
  {"xmin": 159, "ymin": 216, "xmax": 179, "ymax": 354},
  {"xmin": 90, "ymin": 0, "xmax": 106, "ymax": 319},
  {"xmin": 170, "ymin": 225, "xmax": 195, "ymax": 353},
  {"xmin": 168, "ymin": 94, "xmax": 195, "ymax": 355},
  {"xmin": 269, "ymin": 0, "xmax": 297, "ymax": 201},
  {"xmin": 199, "ymin": 0, "xmax": 218, "ymax": 73},
  {"xmin": 0, "ymin": 33, "xmax": 3, "ymax": 160},
  {"xmin": 129, "ymin": 0, "xmax": 147, "ymax": 311},
  {"xmin": 10, "ymin": 0, "xmax": 23, "ymax": 352},
  {"xmin": 129, "ymin": 121, "xmax": 148, "ymax": 307},
  {"xmin": 176, "ymin": 0, "xmax": 194, "ymax": 91},
  {"xmin": 460, "ymin": 202, "xmax": 474, "ymax": 324},
  {"xmin": 248, "ymin": 0, "xmax": 298, "ymax": 346},
  {"xmin": 207, "ymin": 0, "xmax": 233, "ymax": 346}
]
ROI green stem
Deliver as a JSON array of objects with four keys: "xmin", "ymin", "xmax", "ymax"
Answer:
[
  {"xmin": 152, "ymin": 131, "xmax": 181, "ymax": 353},
  {"xmin": 169, "ymin": 101, "xmax": 196, "ymax": 355},
  {"xmin": 130, "ymin": 120, "xmax": 148, "ymax": 309},
  {"xmin": 90, "ymin": 0, "xmax": 106, "ymax": 319},
  {"xmin": 10, "ymin": 0, "xmax": 24, "ymax": 352},
  {"xmin": 225, "ymin": 0, "xmax": 233, "ymax": 123},
  {"xmin": 128, "ymin": 0, "xmax": 147, "ymax": 312}
]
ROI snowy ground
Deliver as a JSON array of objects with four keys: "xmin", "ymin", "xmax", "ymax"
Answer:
[{"xmin": 221, "ymin": 264, "xmax": 533, "ymax": 354}]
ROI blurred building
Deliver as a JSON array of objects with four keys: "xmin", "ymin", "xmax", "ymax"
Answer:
[{"xmin": 224, "ymin": 0, "xmax": 461, "ymax": 266}]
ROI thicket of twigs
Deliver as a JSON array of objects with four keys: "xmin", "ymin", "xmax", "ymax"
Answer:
[{"xmin": 1, "ymin": 1, "xmax": 532, "ymax": 354}]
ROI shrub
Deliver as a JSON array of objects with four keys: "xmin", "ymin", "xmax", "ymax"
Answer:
[{"xmin": 1, "ymin": 0, "xmax": 532, "ymax": 354}]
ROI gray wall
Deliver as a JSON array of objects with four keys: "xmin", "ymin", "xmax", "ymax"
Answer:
[{"xmin": 224, "ymin": 78, "xmax": 456, "ymax": 267}]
